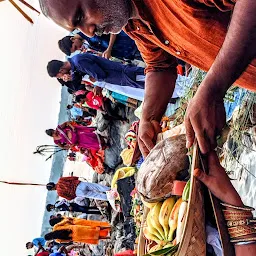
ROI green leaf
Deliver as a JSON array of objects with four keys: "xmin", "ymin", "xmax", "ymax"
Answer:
[
  {"xmin": 144, "ymin": 244, "xmax": 179, "ymax": 256},
  {"xmin": 182, "ymin": 180, "xmax": 191, "ymax": 201},
  {"xmin": 143, "ymin": 247, "xmax": 172, "ymax": 256},
  {"xmin": 164, "ymin": 245, "xmax": 179, "ymax": 256},
  {"xmin": 150, "ymin": 247, "xmax": 172, "ymax": 255}
]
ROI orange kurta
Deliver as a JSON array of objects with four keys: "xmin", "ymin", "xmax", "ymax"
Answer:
[{"xmin": 124, "ymin": 0, "xmax": 256, "ymax": 91}]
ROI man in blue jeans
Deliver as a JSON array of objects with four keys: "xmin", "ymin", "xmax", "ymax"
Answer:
[{"xmin": 46, "ymin": 176, "xmax": 110, "ymax": 201}]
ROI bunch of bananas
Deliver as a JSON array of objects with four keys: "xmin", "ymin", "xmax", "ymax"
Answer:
[{"xmin": 143, "ymin": 197, "xmax": 183, "ymax": 246}]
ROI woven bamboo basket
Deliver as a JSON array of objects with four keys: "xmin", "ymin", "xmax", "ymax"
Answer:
[
  {"xmin": 176, "ymin": 143, "xmax": 206, "ymax": 255},
  {"xmin": 137, "ymin": 144, "xmax": 206, "ymax": 256},
  {"xmin": 137, "ymin": 142, "xmax": 235, "ymax": 256},
  {"xmin": 176, "ymin": 143, "xmax": 235, "ymax": 255}
]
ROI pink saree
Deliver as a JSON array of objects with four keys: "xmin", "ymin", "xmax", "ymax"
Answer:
[{"xmin": 54, "ymin": 125, "xmax": 101, "ymax": 151}]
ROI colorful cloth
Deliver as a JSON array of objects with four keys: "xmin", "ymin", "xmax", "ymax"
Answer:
[
  {"xmin": 70, "ymin": 106, "xmax": 83, "ymax": 119},
  {"xmin": 114, "ymin": 250, "xmax": 135, "ymax": 256},
  {"xmin": 32, "ymin": 237, "xmax": 46, "ymax": 247},
  {"xmin": 54, "ymin": 124, "xmax": 100, "ymax": 151},
  {"xmin": 125, "ymin": 121, "xmax": 139, "ymax": 148},
  {"xmin": 49, "ymin": 253, "xmax": 64, "ymax": 256},
  {"xmin": 86, "ymin": 92, "xmax": 104, "ymax": 110},
  {"xmin": 37, "ymin": 252, "xmax": 50, "ymax": 256},
  {"xmin": 111, "ymin": 167, "xmax": 136, "ymax": 189},
  {"xmin": 124, "ymin": 0, "xmax": 256, "ymax": 92},
  {"xmin": 53, "ymin": 218, "xmax": 110, "ymax": 244},
  {"xmin": 111, "ymin": 92, "xmax": 128, "ymax": 105},
  {"xmin": 136, "ymin": 156, "xmax": 144, "ymax": 169},
  {"xmin": 120, "ymin": 148, "xmax": 134, "ymax": 166},
  {"xmin": 84, "ymin": 149, "xmax": 105, "ymax": 174}
]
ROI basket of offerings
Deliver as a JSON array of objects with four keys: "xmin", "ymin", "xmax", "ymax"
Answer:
[{"xmin": 136, "ymin": 133, "xmax": 234, "ymax": 256}]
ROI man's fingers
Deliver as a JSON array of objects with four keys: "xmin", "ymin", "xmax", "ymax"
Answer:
[
  {"xmin": 193, "ymin": 168, "xmax": 211, "ymax": 187},
  {"xmin": 184, "ymin": 117, "xmax": 195, "ymax": 148},
  {"xmin": 192, "ymin": 125, "xmax": 210, "ymax": 154},
  {"xmin": 191, "ymin": 117, "xmax": 210, "ymax": 154},
  {"xmin": 138, "ymin": 138, "xmax": 150, "ymax": 158},
  {"xmin": 138, "ymin": 133, "xmax": 156, "ymax": 158},
  {"xmin": 142, "ymin": 135, "xmax": 155, "ymax": 152}
]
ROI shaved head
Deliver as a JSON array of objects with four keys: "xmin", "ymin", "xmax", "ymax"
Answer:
[{"xmin": 39, "ymin": 0, "xmax": 131, "ymax": 36}]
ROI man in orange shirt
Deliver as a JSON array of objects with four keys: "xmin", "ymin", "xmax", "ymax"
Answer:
[{"xmin": 39, "ymin": 0, "xmax": 256, "ymax": 156}]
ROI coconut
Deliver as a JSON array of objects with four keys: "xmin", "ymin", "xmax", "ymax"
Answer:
[{"xmin": 136, "ymin": 134, "xmax": 189, "ymax": 202}]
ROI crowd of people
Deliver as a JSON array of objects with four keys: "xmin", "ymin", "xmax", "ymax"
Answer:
[
  {"xmin": 26, "ymin": 216, "xmax": 111, "ymax": 256},
  {"xmin": 27, "ymin": 29, "xmax": 149, "ymax": 256},
  {"xmin": 26, "ymin": 0, "xmax": 256, "ymax": 255}
]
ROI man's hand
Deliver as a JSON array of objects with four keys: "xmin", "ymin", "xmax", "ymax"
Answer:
[
  {"xmin": 137, "ymin": 70, "xmax": 177, "ymax": 157},
  {"xmin": 185, "ymin": 84, "xmax": 226, "ymax": 154},
  {"xmin": 102, "ymin": 34, "xmax": 117, "ymax": 59},
  {"xmin": 194, "ymin": 151, "xmax": 243, "ymax": 206},
  {"xmin": 138, "ymin": 119, "xmax": 161, "ymax": 157},
  {"xmin": 102, "ymin": 49, "xmax": 112, "ymax": 59}
]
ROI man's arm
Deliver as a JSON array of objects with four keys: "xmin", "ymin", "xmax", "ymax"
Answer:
[
  {"xmin": 102, "ymin": 34, "xmax": 117, "ymax": 59},
  {"xmin": 201, "ymin": 0, "xmax": 256, "ymax": 96},
  {"xmin": 185, "ymin": 0, "xmax": 256, "ymax": 153},
  {"xmin": 139, "ymin": 70, "xmax": 177, "ymax": 157},
  {"xmin": 123, "ymin": 27, "xmax": 179, "ymax": 156}
]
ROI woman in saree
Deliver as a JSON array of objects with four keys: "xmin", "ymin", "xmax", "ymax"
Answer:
[
  {"xmin": 45, "ymin": 216, "xmax": 111, "ymax": 245},
  {"xmin": 45, "ymin": 121, "xmax": 106, "ymax": 151}
]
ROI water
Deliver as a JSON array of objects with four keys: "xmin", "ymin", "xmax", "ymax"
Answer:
[{"xmin": 40, "ymin": 87, "xmax": 72, "ymax": 236}]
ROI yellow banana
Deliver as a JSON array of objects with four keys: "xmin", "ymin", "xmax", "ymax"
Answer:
[
  {"xmin": 141, "ymin": 197, "xmax": 157, "ymax": 209},
  {"xmin": 150, "ymin": 202, "xmax": 166, "ymax": 239},
  {"xmin": 146, "ymin": 210, "xmax": 165, "ymax": 240},
  {"xmin": 168, "ymin": 198, "xmax": 183, "ymax": 241},
  {"xmin": 143, "ymin": 227, "xmax": 166, "ymax": 245},
  {"xmin": 159, "ymin": 197, "xmax": 176, "ymax": 239}
]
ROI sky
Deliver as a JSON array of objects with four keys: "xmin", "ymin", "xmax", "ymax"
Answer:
[{"xmin": 0, "ymin": 1, "xmax": 67, "ymax": 255}]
